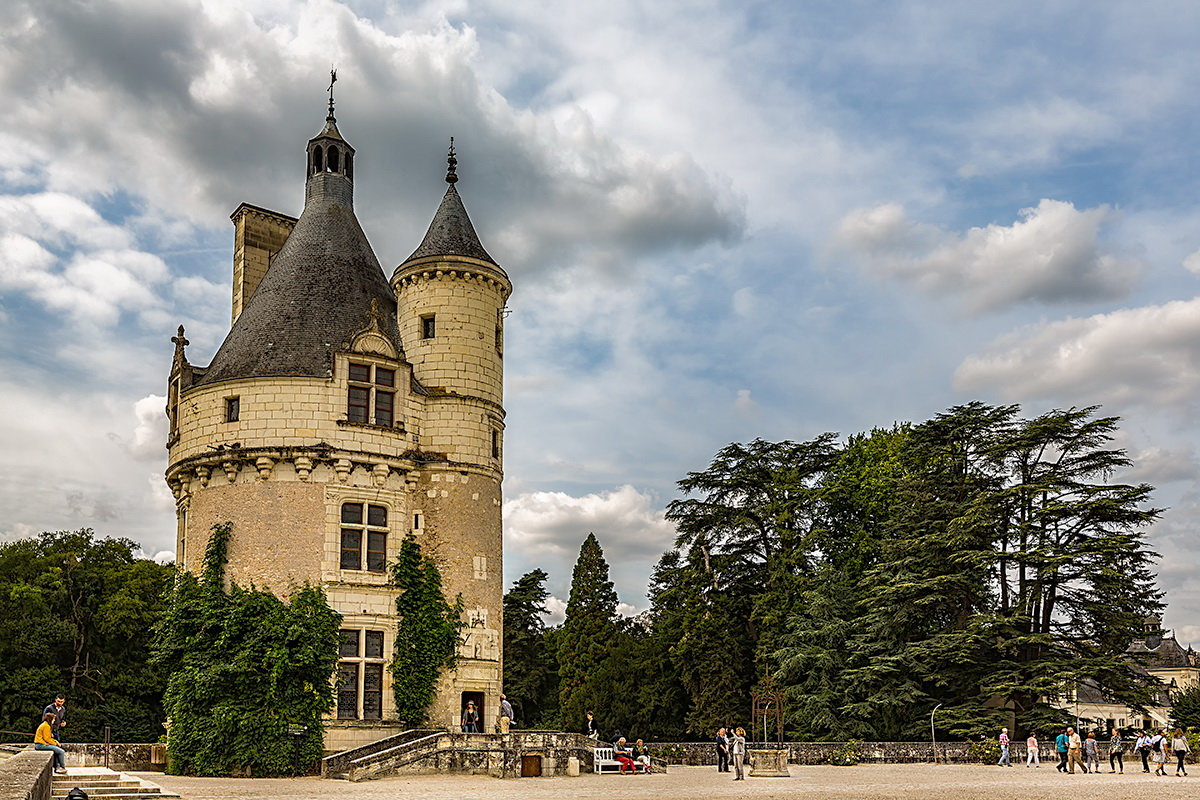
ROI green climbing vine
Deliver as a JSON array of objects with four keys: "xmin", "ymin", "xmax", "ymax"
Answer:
[
  {"xmin": 389, "ymin": 535, "xmax": 464, "ymax": 725},
  {"xmin": 152, "ymin": 522, "xmax": 342, "ymax": 776}
]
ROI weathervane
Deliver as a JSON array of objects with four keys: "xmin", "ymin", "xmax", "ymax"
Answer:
[
  {"xmin": 446, "ymin": 136, "xmax": 458, "ymax": 184},
  {"xmin": 327, "ymin": 67, "xmax": 337, "ymax": 120}
]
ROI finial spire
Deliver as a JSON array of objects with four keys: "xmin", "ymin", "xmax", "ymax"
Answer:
[
  {"xmin": 327, "ymin": 67, "xmax": 338, "ymax": 121},
  {"xmin": 446, "ymin": 137, "xmax": 458, "ymax": 184}
]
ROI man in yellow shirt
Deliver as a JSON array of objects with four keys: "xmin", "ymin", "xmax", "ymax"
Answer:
[{"xmin": 34, "ymin": 713, "xmax": 67, "ymax": 774}]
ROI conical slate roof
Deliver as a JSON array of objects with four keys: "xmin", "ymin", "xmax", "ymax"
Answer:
[
  {"xmin": 401, "ymin": 184, "xmax": 496, "ymax": 266},
  {"xmin": 198, "ymin": 179, "xmax": 402, "ymax": 385}
]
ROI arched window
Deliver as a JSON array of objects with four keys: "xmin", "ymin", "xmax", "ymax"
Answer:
[
  {"xmin": 328, "ymin": 147, "xmax": 340, "ymax": 173},
  {"xmin": 345, "ymin": 152, "xmax": 354, "ymax": 180},
  {"xmin": 312, "ymin": 146, "xmax": 323, "ymax": 174}
]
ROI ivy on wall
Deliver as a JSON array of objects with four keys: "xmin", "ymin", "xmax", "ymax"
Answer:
[
  {"xmin": 152, "ymin": 522, "xmax": 342, "ymax": 776},
  {"xmin": 389, "ymin": 535, "xmax": 463, "ymax": 725}
]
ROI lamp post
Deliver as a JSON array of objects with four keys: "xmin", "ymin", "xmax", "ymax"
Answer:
[{"xmin": 931, "ymin": 704, "xmax": 943, "ymax": 764}]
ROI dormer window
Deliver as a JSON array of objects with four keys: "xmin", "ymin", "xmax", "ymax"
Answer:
[{"xmin": 347, "ymin": 362, "xmax": 398, "ymax": 427}]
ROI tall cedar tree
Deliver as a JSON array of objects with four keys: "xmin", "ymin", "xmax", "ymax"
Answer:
[
  {"xmin": 389, "ymin": 535, "xmax": 463, "ymax": 725},
  {"xmin": 501, "ymin": 569, "xmax": 557, "ymax": 726},
  {"xmin": 0, "ymin": 530, "xmax": 173, "ymax": 742},
  {"xmin": 153, "ymin": 522, "xmax": 342, "ymax": 776},
  {"xmin": 556, "ymin": 533, "xmax": 619, "ymax": 731},
  {"xmin": 661, "ymin": 436, "xmax": 837, "ymax": 732}
]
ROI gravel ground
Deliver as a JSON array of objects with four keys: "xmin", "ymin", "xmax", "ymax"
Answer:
[{"xmin": 137, "ymin": 763, "xmax": 1197, "ymax": 800}]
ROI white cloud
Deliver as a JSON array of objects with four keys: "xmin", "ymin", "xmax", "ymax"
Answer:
[
  {"xmin": 954, "ymin": 297, "xmax": 1200, "ymax": 412},
  {"xmin": 130, "ymin": 394, "xmax": 168, "ymax": 460},
  {"xmin": 837, "ymin": 199, "xmax": 1140, "ymax": 311},
  {"xmin": 1184, "ymin": 250, "xmax": 1200, "ymax": 275},
  {"xmin": 504, "ymin": 485, "xmax": 676, "ymax": 604}
]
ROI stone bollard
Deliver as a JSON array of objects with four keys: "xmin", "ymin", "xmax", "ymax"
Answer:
[
  {"xmin": 566, "ymin": 756, "xmax": 581, "ymax": 777},
  {"xmin": 748, "ymin": 748, "xmax": 789, "ymax": 777}
]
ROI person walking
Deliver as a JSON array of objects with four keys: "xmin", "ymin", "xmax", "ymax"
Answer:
[
  {"xmin": 34, "ymin": 712, "xmax": 67, "ymax": 774},
  {"xmin": 1055, "ymin": 728, "xmax": 1070, "ymax": 772},
  {"xmin": 498, "ymin": 694, "xmax": 513, "ymax": 734},
  {"xmin": 460, "ymin": 701, "xmax": 480, "ymax": 733},
  {"xmin": 42, "ymin": 695, "xmax": 67, "ymax": 738},
  {"xmin": 730, "ymin": 726, "xmax": 747, "ymax": 781},
  {"xmin": 1171, "ymin": 727, "xmax": 1190, "ymax": 776},
  {"xmin": 1108, "ymin": 728, "xmax": 1125, "ymax": 773},
  {"xmin": 1083, "ymin": 731, "xmax": 1100, "ymax": 773},
  {"xmin": 997, "ymin": 728, "xmax": 1011, "ymax": 767},
  {"xmin": 1025, "ymin": 732, "xmax": 1040, "ymax": 767},
  {"xmin": 1151, "ymin": 729, "xmax": 1168, "ymax": 776},
  {"xmin": 1137, "ymin": 729, "xmax": 1152, "ymax": 772},
  {"xmin": 715, "ymin": 727, "xmax": 730, "ymax": 772},
  {"xmin": 1067, "ymin": 726, "xmax": 1086, "ymax": 773}
]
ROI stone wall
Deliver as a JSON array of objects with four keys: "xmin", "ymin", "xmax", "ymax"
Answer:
[
  {"xmin": 646, "ymin": 741, "xmax": 973, "ymax": 765},
  {"xmin": 0, "ymin": 750, "xmax": 53, "ymax": 800},
  {"xmin": 57, "ymin": 744, "xmax": 163, "ymax": 772}
]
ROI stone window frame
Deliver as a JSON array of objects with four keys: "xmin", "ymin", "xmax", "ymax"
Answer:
[
  {"xmin": 336, "ymin": 627, "xmax": 387, "ymax": 720},
  {"xmin": 420, "ymin": 313, "xmax": 436, "ymax": 340},
  {"xmin": 339, "ymin": 501, "xmax": 389, "ymax": 573},
  {"xmin": 340, "ymin": 355, "xmax": 406, "ymax": 432},
  {"xmin": 224, "ymin": 396, "xmax": 240, "ymax": 423}
]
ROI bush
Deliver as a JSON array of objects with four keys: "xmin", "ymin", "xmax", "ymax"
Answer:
[
  {"xmin": 968, "ymin": 737, "xmax": 1001, "ymax": 764},
  {"xmin": 829, "ymin": 739, "xmax": 861, "ymax": 766}
]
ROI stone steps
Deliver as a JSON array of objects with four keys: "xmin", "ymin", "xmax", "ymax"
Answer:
[{"xmin": 50, "ymin": 768, "xmax": 178, "ymax": 800}]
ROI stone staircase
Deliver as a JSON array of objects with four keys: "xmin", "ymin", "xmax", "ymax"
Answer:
[
  {"xmin": 322, "ymin": 728, "xmax": 440, "ymax": 779},
  {"xmin": 51, "ymin": 767, "xmax": 178, "ymax": 800}
]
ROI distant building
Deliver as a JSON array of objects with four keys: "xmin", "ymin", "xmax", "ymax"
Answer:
[
  {"xmin": 1063, "ymin": 615, "xmax": 1199, "ymax": 730},
  {"xmin": 164, "ymin": 100, "xmax": 510, "ymax": 750}
]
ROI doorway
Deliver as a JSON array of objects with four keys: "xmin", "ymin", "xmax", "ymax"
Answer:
[{"xmin": 461, "ymin": 691, "xmax": 485, "ymax": 732}]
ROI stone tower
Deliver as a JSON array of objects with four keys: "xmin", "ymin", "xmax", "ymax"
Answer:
[{"xmin": 165, "ymin": 103, "xmax": 510, "ymax": 751}]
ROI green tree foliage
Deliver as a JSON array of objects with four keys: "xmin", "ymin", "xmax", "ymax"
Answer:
[
  {"xmin": 555, "ymin": 533, "xmax": 619, "ymax": 731},
  {"xmin": 389, "ymin": 535, "xmax": 463, "ymax": 725},
  {"xmin": 501, "ymin": 570, "xmax": 557, "ymax": 726},
  {"xmin": 153, "ymin": 522, "xmax": 341, "ymax": 776},
  {"xmin": 1172, "ymin": 685, "xmax": 1200, "ymax": 730},
  {"xmin": 0, "ymin": 530, "xmax": 172, "ymax": 743}
]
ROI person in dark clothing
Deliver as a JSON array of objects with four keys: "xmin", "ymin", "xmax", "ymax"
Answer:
[
  {"xmin": 42, "ymin": 695, "xmax": 67, "ymax": 736},
  {"xmin": 583, "ymin": 710, "xmax": 598, "ymax": 740},
  {"xmin": 460, "ymin": 701, "xmax": 480, "ymax": 733},
  {"xmin": 716, "ymin": 727, "xmax": 730, "ymax": 772}
]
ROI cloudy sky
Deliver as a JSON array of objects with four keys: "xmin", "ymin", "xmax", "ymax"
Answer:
[{"xmin": 2, "ymin": 0, "xmax": 1199, "ymax": 639}]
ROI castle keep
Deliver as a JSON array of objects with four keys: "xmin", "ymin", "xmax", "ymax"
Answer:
[{"xmin": 164, "ymin": 102, "xmax": 510, "ymax": 750}]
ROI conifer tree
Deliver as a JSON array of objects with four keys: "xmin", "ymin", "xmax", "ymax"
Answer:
[
  {"xmin": 502, "ymin": 569, "xmax": 557, "ymax": 726},
  {"xmin": 556, "ymin": 533, "xmax": 618, "ymax": 731}
]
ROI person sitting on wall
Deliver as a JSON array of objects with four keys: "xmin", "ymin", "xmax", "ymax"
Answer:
[
  {"xmin": 34, "ymin": 712, "xmax": 68, "ymax": 774},
  {"xmin": 583, "ymin": 710, "xmax": 599, "ymax": 740},
  {"xmin": 461, "ymin": 701, "xmax": 480, "ymax": 733}
]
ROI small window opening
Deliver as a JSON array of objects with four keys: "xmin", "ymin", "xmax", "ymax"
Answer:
[
  {"xmin": 421, "ymin": 314, "xmax": 436, "ymax": 340},
  {"xmin": 495, "ymin": 326, "xmax": 503, "ymax": 356},
  {"xmin": 328, "ymin": 147, "xmax": 340, "ymax": 173},
  {"xmin": 313, "ymin": 146, "xmax": 323, "ymax": 174},
  {"xmin": 225, "ymin": 396, "xmax": 240, "ymax": 423},
  {"xmin": 413, "ymin": 512, "xmax": 423, "ymax": 531},
  {"xmin": 491, "ymin": 430, "xmax": 501, "ymax": 459},
  {"xmin": 345, "ymin": 152, "xmax": 354, "ymax": 180}
]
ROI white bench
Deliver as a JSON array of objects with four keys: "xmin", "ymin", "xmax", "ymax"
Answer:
[
  {"xmin": 594, "ymin": 747, "xmax": 649, "ymax": 774},
  {"xmin": 593, "ymin": 747, "xmax": 626, "ymax": 773}
]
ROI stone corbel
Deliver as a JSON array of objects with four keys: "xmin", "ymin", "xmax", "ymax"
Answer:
[
  {"xmin": 194, "ymin": 466, "xmax": 210, "ymax": 488},
  {"xmin": 222, "ymin": 460, "xmax": 241, "ymax": 483},
  {"xmin": 372, "ymin": 463, "xmax": 390, "ymax": 487},
  {"xmin": 334, "ymin": 459, "xmax": 353, "ymax": 483},
  {"xmin": 294, "ymin": 456, "xmax": 313, "ymax": 482},
  {"xmin": 255, "ymin": 457, "xmax": 275, "ymax": 481},
  {"xmin": 167, "ymin": 476, "xmax": 182, "ymax": 500}
]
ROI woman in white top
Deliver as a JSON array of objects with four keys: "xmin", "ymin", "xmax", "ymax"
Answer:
[
  {"xmin": 1025, "ymin": 733, "xmax": 1039, "ymax": 767},
  {"xmin": 1171, "ymin": 728, "xmax": 1190, "ymax": 777},
  {"xmin": 1151, "ymin": 730, "xmax": 1168, "ymax": 776},
  {"xmin": 730, "ymin": 727, "xmax": 747, "ymax": 781}
]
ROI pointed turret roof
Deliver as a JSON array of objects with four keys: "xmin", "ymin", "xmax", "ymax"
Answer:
[
  {"xmin": 197, "ymin": 110, "xmax": 402, "ymax": 386},
  {"xmin": 400, "ymin": 140, "xmax": 496, "ymax": 266}
]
